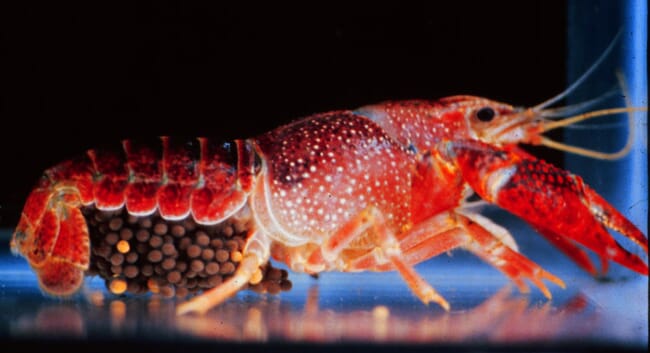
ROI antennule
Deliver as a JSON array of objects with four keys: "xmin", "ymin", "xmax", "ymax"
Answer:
[
  {"xmin": 542, "ymin": 107, "xmax": 647, "ymax": 132},
  {"xmin": 539, "ymin": 136, "xmax": 632, "ymax": 160},
  {"xmin": 540, "ymin": 93, "xmax": 646, "ymax": 160}
]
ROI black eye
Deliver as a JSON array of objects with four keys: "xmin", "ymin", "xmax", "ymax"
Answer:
[{"xmin": 476, "ymin": 107, "xmax": 495, "ymax": 122}]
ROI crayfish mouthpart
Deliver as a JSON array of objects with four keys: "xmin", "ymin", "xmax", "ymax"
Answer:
[{"xmin": 83, "ymin": 206, "xmax": 292, "ymax": 300}]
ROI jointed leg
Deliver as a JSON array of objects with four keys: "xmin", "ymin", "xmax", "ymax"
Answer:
[
  {"xmin": 352, "ymin": 210, "xmax": 563, "ymax": 300},
  {"xmin": 458, "ymin": 213, "xmax": 565, "ymax": 297},
  {"xmin": 308, "ymin": 206, "xmax": 450, "ymax": 310},
  {"xmin": 370, "ymin": 227, "xmax": 466, "ymax": 272},
  {"xmin": 176, "ymin": 229, "xmax": 270, "ymax": 315},
  {"xmin": 352, "ymin": 212, "xmax": 466, "ymax": 271}
]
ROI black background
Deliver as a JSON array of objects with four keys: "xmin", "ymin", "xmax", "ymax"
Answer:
[{"xmin": 0, "ymin": 2, "xmax": 567, "ymax": 226}]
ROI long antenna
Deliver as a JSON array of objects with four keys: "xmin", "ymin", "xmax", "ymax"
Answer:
[
  {"xmin": 533, "ymin": 29, "xmax": 623, "ymax": 110},
  {"xmin": 540, "ymin": 87, "xmax": 619, "ymax": 118}
]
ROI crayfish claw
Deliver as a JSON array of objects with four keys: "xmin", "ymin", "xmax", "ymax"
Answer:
[
  {"xmin": 535, "ymin": 226, "xmax": 599, "ymax": 276},
  {"xmin": 453, "ymin": 140, "xmax": 648, "ymax": 277}
]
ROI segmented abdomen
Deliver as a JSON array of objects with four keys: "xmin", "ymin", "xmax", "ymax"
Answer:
[{"xmin": 42, "ymin": 137, "xmax": 245, "ymax": 223}]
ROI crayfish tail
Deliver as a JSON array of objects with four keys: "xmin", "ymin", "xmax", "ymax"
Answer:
[
  {"xmin": 11, "ymin": 176, "xmax": 91, "ymax": 296},
  {"xmin": 36, "ymin": 258, "xmax": 86, "ymax": 297}
]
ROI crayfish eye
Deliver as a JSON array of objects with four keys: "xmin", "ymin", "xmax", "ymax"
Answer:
[{"xmin": 476, "ymin": 107, "xmax": 496, "ymax": 122}]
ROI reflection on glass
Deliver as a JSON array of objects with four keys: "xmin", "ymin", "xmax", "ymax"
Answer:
[{"xmin": 9, "ymin": 284, "xmax": 600, "ymax": 343}]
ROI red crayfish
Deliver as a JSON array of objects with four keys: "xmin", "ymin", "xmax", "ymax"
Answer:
[{"xmin": 10, "ymin": 57, "xmax": 648, "ymax": 316}]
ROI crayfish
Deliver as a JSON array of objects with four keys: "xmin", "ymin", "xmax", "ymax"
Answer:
[{"xmin": 11, "ymin": 46, "xmax": 648, "ymax": 316}]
